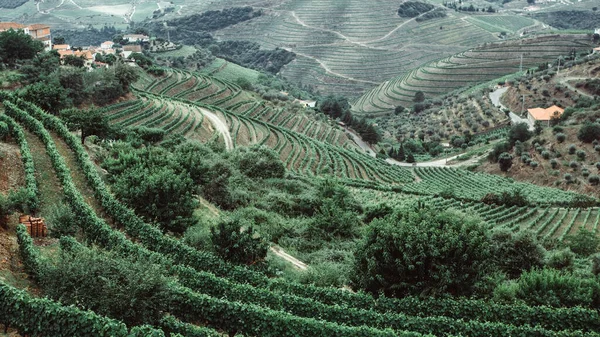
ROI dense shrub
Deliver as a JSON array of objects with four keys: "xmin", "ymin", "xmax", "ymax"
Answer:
[
  {"xmin": 577, "ymin": 123, "xmax": 600, "ymax": 143},
  {"xmin": 353, "ymin": 206, "xmax": 492, "ymax": 297}
]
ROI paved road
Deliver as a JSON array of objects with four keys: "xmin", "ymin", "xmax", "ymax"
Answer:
[
  {"xmin": 346, "ymin": 128, "xmax": 376, "ymax": 157},
  {"xmin": 489, "ymin": 86, "xmax": 533, "ymax": 130}
]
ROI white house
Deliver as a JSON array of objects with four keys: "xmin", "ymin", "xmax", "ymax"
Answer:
[
  {"xmin": 101, "ymin": 41, "xmax": 114, "ymax": 50},
  {"xmin": 123, "ymin": 34, "xmax": 149, "ymax": 43}
]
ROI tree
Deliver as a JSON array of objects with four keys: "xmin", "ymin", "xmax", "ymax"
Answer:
[
  {"xmin": 112, "ymin": 166, "xmax": 198, "ymax": 233},
  {"xmin": 498, "ymin": 152, "xmax": 513, "ymax": 172},
  {"xmin": 0, "ymin": 29, "xmax": 44, "ymax": 66},
  {"xmin": 60, "ymin": 107, "xmax": 110, "ymax": 144},
  {"xmin": 394, "ymin": 105, "xmax": 405, "ymax": 115},
  {"xmin": 20, "ymin": 78, "xmax": 70, "ymax": 114},
  {"xmin": 490, "ymin": 230, "xmax": 545, "ymax": 279},
  {"xmin": 564, "ymin": 229, "xmax": 600, "ymax": 257},
  {"xmin": 233, "ymin": 146, "xmax": 285, "ymax": 179},
  {"xmin": 527, "ymin": 0, "xmax": 535, "ymax": 3},
  {"xmin": 406, "ymin": 152, "xmax": 415, "ymax": 163},
  {"xmin": 53, "ymin": 36, "xmax": 66, "ymax": 45},
  {"xmin": 210, "ymin": 217, "xmax": 268, "ymax": 265},
  {"xmin": 112, "ymin": 61, "xmax": 139, "ymax": 91},
  {"xmin": 63, "ymin": 55, "xmax": 85, "ymax": 68},
  {"xmin": 352, "ymin": 206, "xmax": 492, "ymax": 297},
  {"xmin": 508, "ymin": 122, "xmax": 532, "ymax": 145},
  {"xmin": 413, "ymin": 91, "xmax": 425, "ymax": 103},
  {"xmin": 19, "ymin": 51, "xmax": 60, "ymax": 83},
  {"xmin": 577, "ymin": 123, "xmax": 600, "ymax": 143},
  {"xmin": 533, "ymin": 120, "xmax": 543, "ymax": 136}
]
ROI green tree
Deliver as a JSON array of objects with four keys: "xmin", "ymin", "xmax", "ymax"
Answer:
[
  {"xmin": 19, "ymin": 51, "xmax": 60, "ymax": 83},
  {"xmin": 63, "ymin": 55, "xmax": 85, "ymax": 68},
  {"xmin": 563, "ymin": 229, "xmax": 600, "ymax": 257},
  {"xmin": 0, "ymin": 29, "xmax": 44, "ymax": 66},
  {"xmin": 490, "ymin": 230, "xmax": 546, "ymax": 279},
  {"xmin": 413, "ymin": 91, "xmax": 425, "ymax": 102},
  {"xmin": 352, "ymin": 206, "xmax": 492, "ymax": 297},
  {"xmin": 60, "ymin": 107, "xmax": 110, "ymax": 144},
  {"xmin": 53, "ymin": 36, "xmax": 65, "ymax": 45},
  {"xmin": 508, "ymin": 122, "xmax": 532, "ymax": 145},
  {"xmin": 112, "ymin": 61, "xmax": 139, "ymax": 91},
  {"xmin": 210, "ymin": 217, "xmax": 268, "ymax": 265},
  {"xmin": 534, "ymin": 120, "xmax": 544, "ymax": 136},
  {"xmin": 577, "ymin": 123, "xmax": 600, "ymax": 143},
  {"xmin": 394, "ymin": 105, "xmax": 405, "ymax": 115},
  {"xmin": 233, "ymin": 146, "xmax": 285, "ymax": 179},
  {"xmin": 498, "ymin": 152, "xmax": 513, "ymax": 172},
  {"xmin": 20, "ymin": 78, "xmax": 70, "ymax": 113},
  {"xmin": 112, "ymin": 166, "xmax": 198, "ymax": 233}
]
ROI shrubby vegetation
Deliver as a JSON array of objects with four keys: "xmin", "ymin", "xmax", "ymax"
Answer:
[
  {"xmin": 534, "ymin": 10, "xmax": 600, "ymax": 30},
  {"xmin": 397, "ymin": 1, "xmax": 434, "ymax": 17},
  {"xmin": 0, "ymin": 0, "xmax": 28, "ymax": 8}
]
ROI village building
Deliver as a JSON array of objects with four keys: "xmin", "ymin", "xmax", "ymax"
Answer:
[
  {"xmin": 0, "ymin": 22, "xmax": 51, "ymax": 50},
  {"xmin": 123, "ymin": 34, "xmax": 149, "ymax": 43},
  {"xmin": 100, "ymin": 41, "xmax": 115, "ymax": 50},
  {"xmin": 52, "ymin": 44, "xmax": 70, "ymax": 51},
  {"xmin": 527, "ymin": 105, "xmax": 564, "ymax": 126}
]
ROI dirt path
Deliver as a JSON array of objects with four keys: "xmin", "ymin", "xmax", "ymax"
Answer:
[
  {"xmin": 363, "ymin": 10, "xmax": 435, "ymax": 44},
  {"xmin": 289, "ymin": 51, "xmax": 379, "ymax": 85},
  {"xmin": 270, "ymin": 246, "xmax": 308, "ymax": 271},
  {"xmin": 558, "ymin": 77, "xmax": 594, "ymax": 98},
  {"xmin": 199, "ymin": 107, "xmax": 233, "ymax": 150}
]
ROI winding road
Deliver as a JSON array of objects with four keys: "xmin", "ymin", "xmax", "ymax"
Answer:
[{"xmin": 558, "ymin": 77, "xmax": 594, "ymax": 98}]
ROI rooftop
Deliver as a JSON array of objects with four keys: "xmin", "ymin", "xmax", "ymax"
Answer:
[
  {"xmin": 0, "ymin": 22, "xmax": 25, "ymax": 30},
  {"xmin": 28, "ymin": 24, "xmax": 50, "ymax": 30},
  {"xmin": 527, "ymin": 105, "xmax": 564, "ymax": 121}
]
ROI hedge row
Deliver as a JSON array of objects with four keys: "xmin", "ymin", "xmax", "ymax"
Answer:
[
  {"xmin": 173, "ymin": 265, "xmax": 599, "ymax": 337},
  {"xmin": 0, "ymin": 114, "xmax": 38, "ymax": 212}
]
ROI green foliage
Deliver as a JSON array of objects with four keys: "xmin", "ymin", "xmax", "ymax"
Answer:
[
  {"xmin": 0, "ymin": 29, "xmax": 44, "ymax": 66},
  {"xmin": 353, "ymin": 206, "xmax": 492, "ymax": 297},
  {"xmin": 16, "ymin": 224, "xmax": 44, "ymax": 280},
  {"xmin": 534, "ymin": 120, "xmax": 544, "ymax": 136},
  {"xmin": 397, "ymin": 1, "xmax": 435, "ymax": 17},
  {"xmin": 0, "ymin": 281, "xmax": 137, "ymax": 336},
  {"xmin": 496, "ymin": 268, "xmax": 599, "ymax": 308},
  {"xmin": 577, "ymin": 123, "xmax": 600, "ymax": 143},
  {"xmin": 488, "ymin": 141, "xmax": 510, "ymax": 162},
  {"xmin": 413, "ymin": 90, "xmax": 425, "ymax": 103},
  {"xmin": 210, "ymin": 216, "xmax": 268, "ymax": 265},
  {"xmin": 556, "ymin": 132, "xmax": 566, "ymax": 143},
  {"xmin": 498, "ymin": 152, "xmax": 513, "ymax": 172},
  {"xmin": 20, "ymin": 78, "xmax": 70, "ymax": 114},
  {"xmin": 46, "ymin": 202, "xmax": 78, "ymax": 238},
  {"xmin": 60, "ymin": 107, "xmax": 110, "ymax": 144},
  {"xmin": 508, "ymin": 122, "xmax": 532, "ymax": 146},
  {"xmin": 111, "ymin": 165, "xmax": 197, "ymax": 233},
  {"xmin": 491, "ymin": 230, "xmax": 546, "ymax": 279},
  {"xmin": 231, "ymin": 145, "xmax": 286, "ymax": 179},
  {"xmin": 0, "ymin": 0, "xmax": 28, "ymax": 8},
  {"xmin": 42, "ymin": 243, "xmax": 172, "ymax": 326},
  {"xmin": 545, "ymin": 248, "xmax": 575, "ymax": 272},
  {"xmin": 563, "ymin": 229, "xmax": 600, "ymax": 257},
  {"xmin": 63, "ymin": 55, "xmax": 85, "ymax": 68}
]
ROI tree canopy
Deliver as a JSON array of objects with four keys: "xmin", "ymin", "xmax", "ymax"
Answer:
[{"xmin": 0, "ymin": 29, "xmax": 44, "ymax": 66}]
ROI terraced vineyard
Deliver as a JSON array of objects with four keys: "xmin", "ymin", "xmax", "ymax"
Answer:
[
  {"xmin": 101, "ymin": 69, "xmax": 415, "ymax": 183},
  {"xmin": 3, "ymin": 94, "xmax": 600, "ymax": 337},
  {"xmin": 353, "ymin": 34, "xmax": 594, "ymax": 114},
  {"xmin": 214, "ymin": 3, "xmax": 502, "ymax": 97}
]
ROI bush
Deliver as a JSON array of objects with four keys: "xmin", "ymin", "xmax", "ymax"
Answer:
[
  {"xmin": 564, "ymin": 173, "xmax": 573, "ymax": 183},
  {"xmin": 352, "ymin": 206, "xmax": 492, "ymax": 297},
  {"xmin": 498, "ymin": 152, "xmax": 513, "ymax": 172},
  {"xmin": 577, "ymin": 123, "xmax": 600, "ymax": 143},
  {"xmin": 569, "ymin": 161, "xmax": 578, "ymax": 169},
  {"xmin": 568, "ymin": 144, "xmax": 576, "ymax": 154},
  {"xmin": 541, "ymin": 150, "xmax": 550, "ymax": 159},
  {"xmin": 530, "ymin": 161, "xmax": 538, "ymax": 168},
  {"xmin": 210, "ymin": 216, "xmax": 268, "ymax": 266},
  {"xmin": 555, "ymin": 133, "xmax": 566, "ymax": 143},
  {"xmin": 545, "ymin": 249, "xmax": 575, "ymax": 271},
  {"xmin": 582, "ymin": 169, "xmax": 590, "ymax": 177},
  {"xmin": 576, "ymin": 150, "xmax": 586, "ymax": 160},
  {"xmin": 589, "ymin": 175, "xmax": 600, "ymax": 185},
  {"xmin": 564, "ymin": 229, "xmax": 600, "ymax": 257},
  {"xmin": 490, "ymin": 230, "xmax": 545, "ymax": 279}
]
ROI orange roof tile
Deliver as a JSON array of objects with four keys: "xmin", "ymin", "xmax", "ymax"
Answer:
[
  {"xmin": 27, "ymin": 24, "xmax": 50, "ymax": 30},
  {"xmin": 527, "ymin": 105, "xmax": 564, "ymax": 121},
  {"xmin": 58, "ymin": 50, "xmax": 74, "ymax": 58},
  {"xmin": 0, "ymin": 22, "xmax": 25, "ymax": 30},
  {"xmin": 74, "ymin": 50, "xmax": 93, "ymax": 60},
  {"xmin": 52, "ymin": 44, "xmax": 70, "ymax": 50}
]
